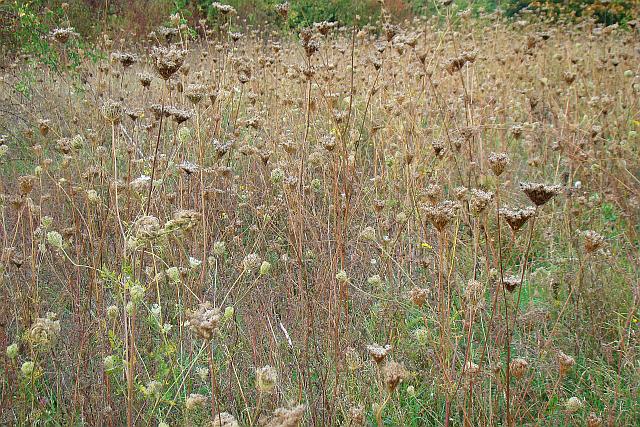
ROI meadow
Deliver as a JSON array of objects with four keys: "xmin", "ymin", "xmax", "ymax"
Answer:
[{"xmin": 1, "ymin": 2, "xmax": 639, "ymax": 426}]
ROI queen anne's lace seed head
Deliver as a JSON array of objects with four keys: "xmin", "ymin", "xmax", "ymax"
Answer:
[
  {"xmin": 383, "ymin": 360, "xmax": 409, "ymax": 392},
  {"xmin": 29, "ymin": 312, "xmax": 61, "ymax": 349},
  {"xmin": 211, "ymin": 412, "xmax": 240, "ymax": 427},
  {"xmin": 185, "ymin": 393, "xmax": 207, "ymax": 410},
  {"xmin": 187, "ymin": 301, "xmax": 222, "ymax": 340},
  {"xmin": 510, "ymin": 358, "xmax": 528, "ymax": 379},
  {"xmin": 587, "ymin": 413, "xmax": 603, "ymax": 427},
  {"xmin": 101, "ymin": 99, "xmax": 123, "ymax": 124},
  {"xmin": 111, "ymin": 51, "xmax": 138, "ymax": 68},
  {"xmin": 488, "ymin": 152, "xmax": 510, "ymax": 176},
  {"xmin": 520, "ymin": 182, "xmax": 562, "ymax": 206},
  {"xmin": 565, "ymin": 396, "xmax": 583, "ymax": 413},
  {"xmin": 499, "ymin": 206, "xmax": 536, "ymax": 232},
  {"xmin": 262, "ymin": 404, "xmax": 306, "ymax": 427},
  {"xmin": 185, "ymin": 83, "xmax": 207, "ymax": 104},
  {"xmin": 163, "ymin": 209, "xmax": 201, "ymax": 233},
  {"xmin": 256, "ymin": 365, "xmax": 278, "ymax": 393},
  {"xmin": 422, "ymin": 200, "xmax": 460, "ymax": 231},
  {"xmin": 138, "ymin": 72, "xmax": 153, "ymax": 88},
  {"xmin": 367, "ymin": 343, "xmax": 392, "ymax": 364},
  {"xmin": 50, "ymin": 27, "xmax": 78, "ymax": 44},
  {"xmin": 557, "ymin": 351, "xmax": 575, "ymax": 376},
  {"xmin": 469, "ymin": 189, "xmax": 494, "ymax": 215},
  {"xmin": 152, "ymin": 45, "xmax": 187, "ymax": 80},
  {"xmin": 409, "ymin": 287, "xmax": 429, "ymax": 307},
  {"xmin": 502, "ymin": 275, "xmax": 521, "ymax": 293},
  {"xmin": 580, "ymin": 230, "xmax": 605, "ymax": 253},
  {"xmin": 133, "ymin": 215, "xmax": 161, "ymax": 241}
]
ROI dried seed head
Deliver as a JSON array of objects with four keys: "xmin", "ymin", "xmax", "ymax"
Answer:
[
  {"xmin": 187, "ymin": 301, "xmax": 222, "ymax": 340},
  {"xmin": 275, "ymin": 2, "xmax": 289, "ymax": 19},
  {"xmin": 256, "ymin": 365, "xmax": 278, "ymax": 393},
  {"xmin": 469, "ymin": 189, "xmax": 494, "ymax": 215},
  {"xmin": 138, "ymin": 72, "xmax": 153, "ymax": 88},
  {"xmin": 126, "ymin": 108, "xmax": 143, "ymax": 121},
  {"xmin": 359, "ymin": 226, "xmax": 376, "ymax": 241},
  {"xmin": 344, "ymin": 347, "xmax": 362, "ymax": 371},
  {"xmin": 242, "ymin": 253, "xmax": 262, "ymax": 271},
  {"xmin": 178, "ymin": 161, "xmax": 199, "ymax": 175},
  {"xmin": 211, "ymin": 412, "xmax": 240, "ymax": 427},
  {"xmin": 321, "ymin": 135, "xmax": 336, "ymax": 151},
  {"xmin": 185, "ymin": 393, "xmax": 207, "ymax": 410},
  {"xmin": 234, "ymin": 56, "xmax": 252, "ymax": 83},
  {"xmin": 510, "ymin": 358, "xmax": 528, "ymax": 379},
  {"xmin": 152, "ymin": 45, "xmax": 187, "ymax": 80},
  {"xmin": 421, "ymin": 183, "xmax": 442, "ymax": 205},
  {"xmin": 133, "ymin": 215, "xmax": 161, "ymax": 241},
  {"xmin": 163, "ymin": 209, "xmax": 201, "ymax": 233},
  {"xmin": 422, "ymin": 200, "xmax": 460, "ymax": 231},
  {"xmin": 110, "ymin": 51, "xmax": 138, "ymax": 68},
  {"xmin": 383, "ymin": 23, "xmax": 398, "ymax": 42},
  {"xmin": 563, "ymin": 70, "xmax": 577, "ymax": 85},
  {"xmin": 557, "ymin": 351, "xmax": 575, "ymax": 376},
  {"xmin": 565, "ymin": 396, "xmax": 583, "ymax": 413},
  {"xmin": 587, "ymin": 413, "xmax": 603, "ymax": 427},
  {"xmin": 520, "ymin": 182, "xmax": 562, "ymax": 206},
  {"xmin": 445, "ymin": 51, "xmax": 476, "ymax": 74},
  {"xmin": 130, "ymin": 175, "xmax": 151, "ymax": 192},
  {"xmin": 101, "ymin": 99, "xmax": 123, "ymax": 123},
  {"xmin": 18, "ymin": 175, "xmax": 36, "ymax": 195},
  {"xmin": 348, "ymin": 405, "xmax": 365, "ymax": 425},
  {"xmin": 409, "ymin": 287, "xmax": 429, "ymax": 307},
  {"xmin": 29, "ymin": 312, "xmax": 61, "ymax": 349},
  {"xmin": 502, "ymin": 275, "xmax": 521, "ymax": 293},
  {"xmin": 499, "ymin": 206, "xmax": 536, "ymax": 232},
  {"xmin": 167, "ymin": 107, "xmax": 193, "ymax": 124},
  {"xmin": 212, "ymin": 2, "xmax": 237, "ymax": 15},
  {"xmin": 431, "ymin": 139, "xmax": 446, "ymax": 157},
  {"xmin": 38, "ymin": 119, "xmax": 50, "ymax": 136},
  {"xmin": 367, "ymin": 343, "xmax": 392, "ymax": 364},
  {"xmin": 488, "ymin": 152, "xmax": 510, "ymax": 176},
  {"xmin": 314, "ymin": 21, "xmax": 335, "ymax": 36},
  {"xmin": 262, "ymin": 405, "xmax": 306, "ymax": 427},
  {"xmin": 453, "ymin": 186, "xmax": 468, "ymax": 200},
  {"xmin": 383, "ymin": 360, "xmax": 409, "ymax": 392},
  {"xmin": 464, "ymin": 279, "xmax": 485, "ymax": 307},
  {"xmin": 50, "ymin": 27, "xmax": 78, "ymax": 43},
  {"xmin": 185, "ymin": 83, "xmax": 207, "ymax": 104},
  {"xmin": 580, "ymin": 230, "xmax": 605, "ymax": 253}
]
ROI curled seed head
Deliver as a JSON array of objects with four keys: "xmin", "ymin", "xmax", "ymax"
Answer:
[
  {"xmin": 187, "ymin": 301, "xmax": 222, "ymax": 340},
  {"xmin": 383, "ymin": 360, "xmax": 409, "ymax": 392},
  {"xmin": 367, "ymin": 343, "xmax": 392, "ymax": 364},
  {"xmin": 510, "ymin": 358, "xmax": 528, "ymax": 379},
  {"xmin": 256, "ymin": 365, "xmax": 278, "ymax": 393},
  {"xmin": 488, "ymin": 152, "xmax": 510, "ymax": 176},
  {"xmin": 520, "ymin": 182, "xmax": 562, "ymax": 206},
  {"xmin": 409, "ymin": 287, "xmax": 429, "ymax": 307},
  {"xmin": 580, "ymin": 230, "xmax": 605, "ymax": 253},
  {"xmin": 499, "ymin": 206, "xmax": 536, "ymax": 232}
]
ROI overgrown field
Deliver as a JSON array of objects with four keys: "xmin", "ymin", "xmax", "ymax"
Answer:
[{"xmin": 1, "ymin": 4, "xmax": 639, "ymax": 426}]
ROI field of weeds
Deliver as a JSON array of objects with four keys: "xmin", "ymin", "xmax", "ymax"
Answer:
[{"xmin": 1, "ymin": 3, "xmax": 639, "ymax": 426}]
